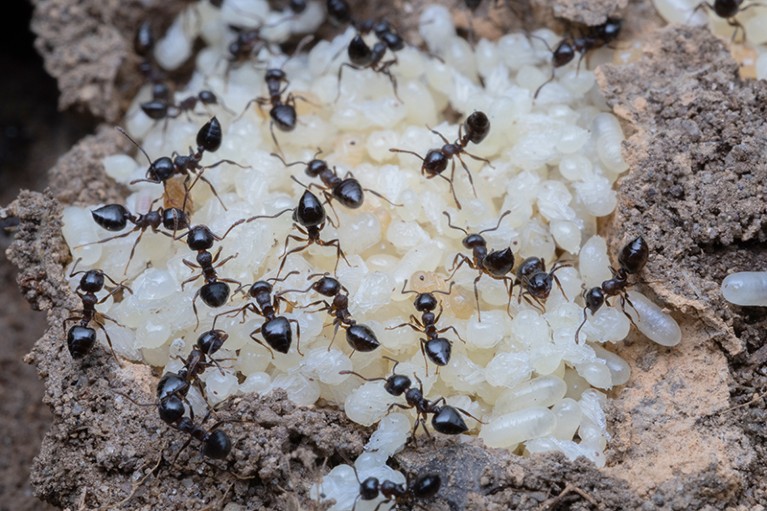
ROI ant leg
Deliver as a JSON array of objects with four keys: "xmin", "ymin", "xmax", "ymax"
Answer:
[
  {"xmin": 428, "ymin": 127, "xmax": 450, "ymax": 145},
  {"xmin": 204, "ymin": 158, "xmax": 250, "ymax": 171},
  {"xmin": 473, "ymin": 273, "xmax": 483, "ymax": 321},
  {"xmin": 320, "ymin": 238, "xmax": 350, "ymax": 272},
  {"xmin": 122, "ymin": 229, "xmax": 147, "ymax": 274},
  {"xmin": 385, "ymin": 321, "xmax": 422, "ymax": 332},
  {"xmin": 212, "ymin": 304, "xmax": 253, "ymax": 329},
  {"xmin": 438, "ymin": 325, "xmax": 465, "ymax": 343},
  {"xmin": 574, "ymin": 307, "xmax": 590, "ymax": 343},
  {"xmin": 73, "ymin": 227, "xmax": 138, "ymax": 249},
  {"xmin": 436, "ymin": 171, "xmax": 462, "ymax": 210},
  {"xmin": 335, "ymin": 62, "xmax": 360, "ymax": 102},
  {"xmin": 191, "ymin": 172, "xmax": 228, "ymax": 211},
  {"xmin": 363, "ymin": 187, "xmax": 402, "ymax": 207},
  {"xmin": 192, "ymin": 290, "xmax": 203, "ymax": 330},
  {"xmin": 461, "ymin": 147, "xmax": 494, "ymax": 169},
  {"xmin": 419, "ymin": 339, "xmax": 431, "ymax": 378},
  {"xmin": 220, "ymin": 207, "xmax": 293, "ymax": 239},
  {"xmin": 234, "ymin": 97, "xmax": 266, "ymax": 122},
  {"xmin": 620, "ymin": 294, "xmax": 641, "ymax": 326},
  {"xmin": 289, "ymin": 318, "xmax": 303, "ymax": 355},
  {"xmin": 95, "ymin": 319, "xmax": 122, "ymax": 365},
  {"xmin": 277, "ymin": 240, "xmax": 311, "ymax": 278},
  {"xmin": 180, "ymin": 272, "xmax": 202, "ymax": 290},
  {"xmin": 379, "ymin": 61, "xmax": 400, "ymax": 102},
  {"xmin": 249, "ymin": 329, "xmax": 276, "ymax": 359},
  {"xmin": 269, "ymin": 121, "xmax": 285, "ymax": 157},
  {"xmin": 445, "ymin": 253, "xmax": 472, "ymax": 283},
  {"xmin": 454, "ymin": 406, "xmax": 485, "ymax": 425}
]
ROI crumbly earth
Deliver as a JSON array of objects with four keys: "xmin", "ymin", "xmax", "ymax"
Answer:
[{"xmin": 11, "ymin": 1, "xmax": 767, "ymax": 510}]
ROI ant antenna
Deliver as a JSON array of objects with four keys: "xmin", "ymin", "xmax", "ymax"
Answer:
[
  {"xmin": 479, "ymin": 210, "xmax": 511, "ymax": 235},
  {"xmin": 266, "ymin": 270, "xmax": 300, "ymax": 284},
  {"xmin": 431, "ymin": 281, "xmax": 455, "ymax": 296},
  {"xmin": 443, "ymin": 211, "xmax": 468, "ymax": 235},
  {"xmin": 400, "ymin": 279, "xmax": 419, "ymax": 296},
  {"xmin": 116, "ymin": 126, "xmax": 153, "ymax": 166}
]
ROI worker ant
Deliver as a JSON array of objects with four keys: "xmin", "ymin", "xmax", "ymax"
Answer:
[
  {"xmin": 574, "ymin": 236, "xmax": 648, "ymax": 342},
  {"xmin": 387, "ymin": 280, "xmax": 463, "ymax": 373},
  {"xmin": 223, "ymin": 190, "xmax": 351, "ymax": 278},
  {"xmin": 326, "ymin": 0, "xmax": 352, "ymax": 26},
  {"xmin": 271, "ymin": 150, "xmax": 400, "ymax": 216},
  {"xmin": 140, "ymin": 89, "xmax": 232, "ymax": 123},
  {"xmin": 443, "ymin": 210, "xmax": 515, "ymax": 320},
  {"xmin": 77, "ymin": 204, "xmax": 189, "ymax": 273},
  {"xmin": 64, "ymin": 261, "xmax": 132, "ymax": 361},
  {"xmin": 349, "ymin": 462, "xmax": 441, "ymax": 511},
  {"xmin": 342, "ymin": 357, "xmax": 482, "ymax": 441},
  {"xmin": 176, "ymin": 224, "xmax": 241, "ymax": 328},
  {"xmin": 336, "ymin": 29, "xmax": 401, "ymax": 101},
  {"xmin": 515, "ymin": 256, "xmax": 571, "ymax": 311},
  {"xmin": 123, "ymin": 117, "xmax": 247, "ymax": 211},
  {"xmin": 280, "ymin": 273, "xmax": 380, "ymax": 354},
  {"xmin": 533, "ymin": 18, "xmax": 622, "ymax": 99},
  {"xmin": 389, "ymin": 111, "xmax": 492, "ymax": 209},
  {"xmin": 214, "ymin": 273, "xmax": 302, "ymax": 356}
]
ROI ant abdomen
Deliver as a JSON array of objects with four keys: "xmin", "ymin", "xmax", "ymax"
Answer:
[{"xmin": 67, "ymin": 325, "xmax": 97, "ymax": 358}]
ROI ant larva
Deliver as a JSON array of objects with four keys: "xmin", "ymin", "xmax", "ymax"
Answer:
[{"xmin": 389, "ymin": 111, "xmax": 492, "ymax": 209}]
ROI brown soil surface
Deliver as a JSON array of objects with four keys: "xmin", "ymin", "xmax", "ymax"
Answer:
[{"xmin": 7, "ymin": 0, "xmax": 767, "ymax": 510}]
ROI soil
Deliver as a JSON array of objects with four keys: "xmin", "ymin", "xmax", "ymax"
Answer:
[{"xmin": 5, "ymin": 0, "xmax": 767, "ymax": 510}]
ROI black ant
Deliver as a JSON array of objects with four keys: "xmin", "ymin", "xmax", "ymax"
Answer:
[
  {"xmin": 77, "ymin": 204, "xmax": 189, "ymax": 273},
  {"xmin": 123, "ymin": 117, "xmax": 246, "ymax": 211},
  {"xmin": 692, "ymin": 0, "xmax": 764, "ymax": 41},
  {"xmin": 336, "ymin": 31, "xmax": 401, "ymax": 101},
  {"xmin": 349, "ymin": 462, "xmax": 441, "ymax": 511},
  {"xmin": 443, "ymin": 210, "xmax": 514, "ymax": 320},
  {"xmin": 389, "ymin": 111, "xmax": 492, "ymax": 209},
  {"xmin": 134, "ymin": 21, "xmax": 165, "ymax": 85},
  {"xmin": 534, "ymin": 18, "xmax": 622, "ymax": 99},
  {"xmin": 140, "ymin": 90, "xmax": 230, "ymax": 122},
  {"xmin": 172, "ymin": 416, "xmax": 232, "ymax": 460},
  {"xmin": 341, "ymin": 357, "xmax": 481, "ymax": 441},
  {"xmin": 271, "ymin": 151, "xmax": 400, "ymax": 215},
  {"xmin": 515, "ymin": 256, "xmax": 571, "ymax": 311},
  {"xmin": 176, "ymin": 224, "xmax": 241, "ymax": 328},
  {"xmin": 387, "ymin": 280, "xmax": 463, "ymax": 372},
  {"xmin": 214, "ymin": 273, "xmax": 302, "ymax": 356},
  {"xmin": 64, "ymin": 261, "xmax": 132, "ymax": 361},
  {"xmin": 223, "ymin": 190, "xmax": 351, "ymax": 278},
  {"xmin": 574, "ymin": 236, "xmax": 648, "ymax": 342},
  {"xmin": 280, "ymin": 273, "xmax": 380, "ymax": 354}
]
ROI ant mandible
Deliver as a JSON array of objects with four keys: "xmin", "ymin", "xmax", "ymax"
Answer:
[
  {"xmin": 214, "ymin": 273, "xmax": 302, "ymax": 356},
  {"xmin": 443, "ymin": 210, "xmax": 515, "ymax": 320},
  {"xmin": 387, "ymin": 280, "xmax": 463, "ymax": 373},
  {"xmin": 574, "ymin": 236, "xmax": 648, "ymax": 342},
  {"xmin": 77, "ymin": 204, "xmax": 189, "ymax": 273},
  {"xmin": 64, "ymin": 261, "xmax": 132, "ymax": 361},
  {"xmin": 176, "ymin": 224, "xmax": 241, "ymax": 328},
  {"xmin": 389, "ymin": 111, "xmax": 492, "ymax": 209},
  {"xmin": 279, "ymin": 273, "xmax": 380, "ymax": 354}
]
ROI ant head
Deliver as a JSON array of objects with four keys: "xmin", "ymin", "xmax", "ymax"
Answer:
[
  {"xmin": 411, "ymin": 474, "xmax": 441, "ymax": 499},
  {"xmin": 79, "ymin": 270, "xmax": 105, "ymax": 293},
  {"xmin": 196, "ymin": 117, "xmax": 222, "ymax": 153},
  {"xmin": 348, "ymin": 35, "xmax": 373, "ymax": 66},
  {"xmin": 462, "ymin": 233, "xmax": 486, "ymax": 249},
  {"xmin": 414, "ymin": 292, "xmax": 438, "ymax": 312},
  {"xmin": 384, "ymin": 374, "xmax": 411, "ymax": 396},
  {"xmin": 553, "ymin": 40, "xmax": 576, "ymax": 67},
  {"xmin": 67, "ymin": 325, "xmax": 96, "ymax": 358},
  {"xmin": 91, "ymin": 204, "xmax": 130, "ymax": 232},
  {"xmin": 422, "ymin": 149, "xmax": 448, "ymax": 176},
  {"xmin": 463, "ymin": 111, "xmax": 490, "ymax": 145},
  {"xmin": 294, "ymin": 190, "xmax": 326, "ymax": 227},
  {"xmin": 265, "ymin": 68, "xmax": 286, "ymax": 82},
  {"xmin": 186, "ymin": 225, "xmax": 216, "ymax": 251},
  {"xmin": 305, "ymin": 159, "xmax": 328, "ymax": 177},
  {"xmin": 249, "ymin": 280, "xmax": 273, "ymax": 298},
  {"xmin": 198, "ymin": 90, "xmax": 217, "ymax": 104},
  {"xmin": 152, "ymin": 82, "xmax": 170, "ymax": 101},
  {"xmin": 600, "ymin": 18, "xmax": 622, "ymax": 42},
  {"xmin": 197, "ymin": 329, "xmax": 228, "ymax": 356},
  {"xmin": 202, "ymin": 429, "xmax": 232, "ymax": 459},
  {"xmin": 584, "ymin": 287, "xmax": 605, "ymax": 314},
  {"xmin": 150, "ymin": 156, "xmax": 175, "ymax": 182},
  {"xmin": 360, "ymin": 477, "xmax": 380, "ymax": 500},
  {"xmin": 517, "ymin": 256, "xmax": 545, "ymax": 281},
  {"xmin": 527, "ymin": 272, "xmax": 552, "ymax": 299},
  {"xmin": 327, "ymin": 0, "xmax": 352, "ymax": 25},
  {"xmin": 313, "ymin": 276, "xmax": 341, "ymax": 297},
  {"xmin": 161, "ymin": 208, "xmax": 189, "ymax": 231}
]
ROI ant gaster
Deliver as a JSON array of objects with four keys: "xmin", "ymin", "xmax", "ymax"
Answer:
[
  {"xmin": 215, "ymin": 273, "xmax": 302, "ymax": 356},
  {"xmin": 389, "ymin": 111, "xmax": 492, "ymax": 209},
  {"xmin": 443, "ymin": 210, "xmax": 514, "ymax": 320},
  {"xmin": 176, "ymin": 224, "xmax": 240, "ymax": 328},
  {"xmin": 64, "ymin": 261, "xmax": 132, "ymax": 361},
  {"xmin": 78, "ymin": 204, "xmax": 189, "ymax": 273},
  {"xmin": 280, "ymin": 274, "xmax": 380, "ymax": 354},
  {"xmin": 387, "ymin": 280, "xmax": 463, "ymax": 373},
  {"xmin": 341, "ymin": 357, "xmax": 482, "ymax": 441},
  {"xmin": 574, "ymin": 236, "xmax": 648, "ymax": 342}
]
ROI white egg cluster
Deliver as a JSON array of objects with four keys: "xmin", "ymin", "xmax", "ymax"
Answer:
[
  {"xmin": 653, "ymin": 0, "xmax": 767, "ymax": 78},
  {"xmin": 60, "ymin": 1, "xmax": 683, "ymax": 509}
]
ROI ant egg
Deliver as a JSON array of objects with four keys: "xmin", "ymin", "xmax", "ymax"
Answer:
[
  {"xmin": 626, "ymin": 290, "xmax": 682, "ymax": 347},
  {"xmin": 721, "ymin": 271, "xmax": 767, "ymax": 307}
]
